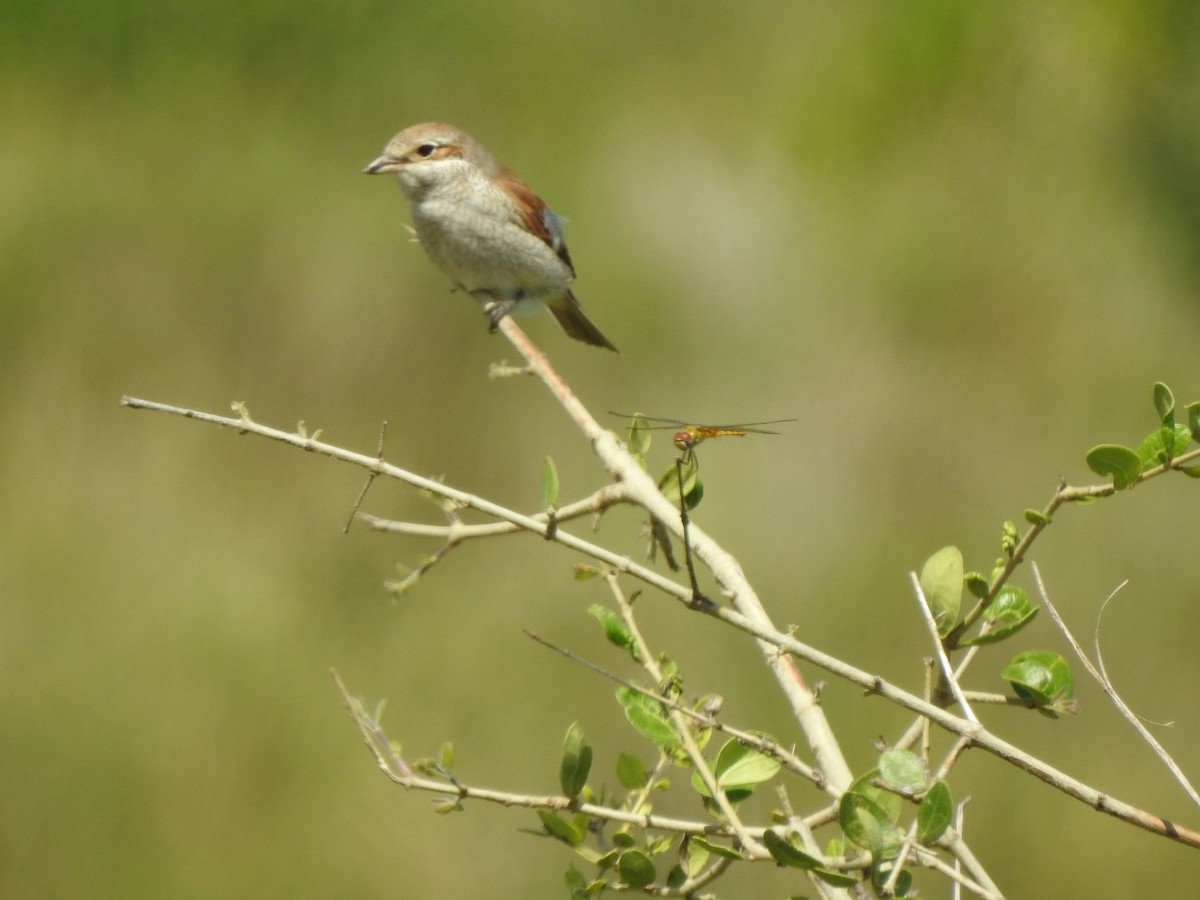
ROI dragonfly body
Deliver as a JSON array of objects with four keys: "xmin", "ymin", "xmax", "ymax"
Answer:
[
  {"xmin": 610, "ymin": 413, "xmax": 795, "ymax": 459},
  {"xmin": 671, "ymin": 423, "xmax": 782, "ymax": 453}
]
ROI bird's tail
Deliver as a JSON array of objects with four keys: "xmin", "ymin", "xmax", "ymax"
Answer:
[{"xmin": 548, "ymin": 293, "xmax": 619, "ymax": 352}]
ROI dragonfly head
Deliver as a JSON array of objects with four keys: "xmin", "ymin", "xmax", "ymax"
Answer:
[{"xmin": 673, "ymin": 431, "xmax": 697, "ymax": 453}]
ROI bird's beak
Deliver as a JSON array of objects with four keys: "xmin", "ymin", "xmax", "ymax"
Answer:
[{"xmin": 363, "ymin": 155, "xmax": 401, "ymax": 175}]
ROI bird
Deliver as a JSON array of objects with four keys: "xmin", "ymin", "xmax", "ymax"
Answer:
[{"xmin": 364, "ymin": 122, "xmax": 618, "ymax": 352}]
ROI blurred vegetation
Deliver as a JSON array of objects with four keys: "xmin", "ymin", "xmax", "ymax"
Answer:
[{"xmin": 3, "ymin": 2, "xmax": 1199, "ymax": 896}]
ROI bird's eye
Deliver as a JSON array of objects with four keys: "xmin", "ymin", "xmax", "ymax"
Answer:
[{"xmin": 416, "ymin": 143, "xmax": 438, "ymax": 158}]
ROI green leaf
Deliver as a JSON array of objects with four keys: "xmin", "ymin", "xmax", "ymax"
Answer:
[
  {"xmin": 964, "ymin": 571, "xmax": 990, "ymax": 599},
  {"xmin": 1136, "ymin": 424, "xmax": 1191, "ymax": 467},
  {"xmin": 438, "ymin": 741, "xmax": 455, "ymax": 772},
  {"xmin": 985, "ymin": 584, "xmax": 1032, "ymax": 619},
  {"xmin": 874, "ymin": 865, "xmax": 913, "ymax": 896},
  {"xmin": 646, "ymin": 833, "xmax": 673, "ymax": 855},
  {"xmin": 588, "ymin": 604, "xmax": 637, "ymax": 656},
  {"xmin": 847, "ymin": 769, "xmax": 901, "ymax": 821},
  {"xmin": 664, "ymin": 864, "xmax": 686, "ymax": 889},
  {"xmin": 699, "ymin": 782, "xmax": 754, "ymax": 805},
  {"xmin": 617, "ymin": 849, "xmax": 656, "ymax": 888},
  {"xmin": 1153, "ymin": 381, "xmax": 1175, "ymax": 425},
  {"xmin": 689, "ymin": 837, "xmax": 742, "ymax": 860},
  {"xmin": 762, "ymin": 829, "xmax": 821, "ymax": 869},
  {"xmin": 839, "ymin": 791, "xmax": 904, "ymax": 854},
  {"xmin": 658, "ymin": 456, "xmax": 702, "ymax": 508},
  {"xmin": 540, "ymin": 456, "xmax": 559, "ymax": 509},
  {"xmin": 1002, "ymin": 650, "xmax": 1077, "ymax": 717},
  {"xmin": 878, "ymin": 749, "xmax": 926, "ymax": 793},
  {"xmin": 960, "ymin": 607, "xmax": 1036, "ymax": 648},
  {"xmin": 615, "ymin": 753, "xmax": 648, "ymax": 790},
  {"xmin": 681, "ymin": 835, "xmax": 707, "ymax": 875},
  {"xmin": 961, "ymin": 585, "xmax": 1039, "ymax": 647},
  {"xmin": 627, "ymin": 413, "xmax": 652, "ymax": 456},
  {"xmin": 919, "ymin": 546, "xmax": 963, "ymax": 637},
  {"xmin": 917, "ymin": 780, "xmax": 953, "ymax": 843},
  {"xmin": 584, "ymin": 844, "xmax": 615, "ymax": 868},
  {"xmin": 1023, "ymin": 508, "xmax": 1050, "ymax": 526},
  {"xmin": 712, "ymin": 738, "xmax": 782, "ymax": 788},
  {"xmin": 560, "ymin": 722, "xmax": 593, "ymax": 797},
  {"xmin": 1085, "ymin": 444, "xmax": 1142, "ymax": 489},
  {"xmin": 1187, "ymin": 402, "xmax": 1200, "ymax": 443},
  {"xmin": 564, "ymin": 865, "xmax": 587, "ymax": 896},
  {"xmin": 813, "ymin": 868, "xmax": 861, "ymax": 888},
  {"xmin": 616, "ymin": 687, "xmax": 678, "ymax": 750},
  {"xmin": 538, "ymin": 809, "xmax": 585, "ymax": 846}
]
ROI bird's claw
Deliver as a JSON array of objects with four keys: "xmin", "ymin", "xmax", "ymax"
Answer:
[{"xmin": 484, "ymin": 300, "xmax": 516, "ymax": 333}]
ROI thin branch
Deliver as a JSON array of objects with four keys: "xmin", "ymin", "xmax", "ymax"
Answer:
[
  {"xmin": 359, "ymin": 481, "xmax": 631, "ymax": 540},
  {"xmin": 910, "ymin": 572, "xmax": 978, "ymax": 724},
  {"xmin": 121, "ymin": 396, "xmax": 690, "ymax": 602},
  {"xmin": 939, "ymin": 821, "xmax": 1004, "ymax": 900},
  {"xmin": 884, "ymin": 820, "xmax": 1000, "ymax": 900},
  {"xmin": 330, "ymin": 667, "xmax": 822, "ymax": 843},
  {"xmin": 384, "ymin": 536, "xmax": 462, "ymax": 597},
  {"xmin": 1034, "ymin": 564, "xmax": 1200, "ymax": 810},
  {"xmin": 1093, "ymin": 583, "xmax": 1173, "ymax": 728},
  {"xmin": 931, "ymin": 735, "xmax": 976, "ymax": 784},
  {"xmin": 343, "ymin": 420, "xmax": 389, "ymax": 533},
  {"xmin": 673, "ymin": 457, "xmax": 708, "ymax": 605},
  {"xmin": 648, "ymin": 854, "xmax": 734, "ymax": 897}
]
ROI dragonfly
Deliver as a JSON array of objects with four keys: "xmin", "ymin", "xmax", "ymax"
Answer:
[
  {"xmin": 610, "ymin": 413, "xmax": 796, "ymax": 462},
  {"xmin": 610, "ymin": 413, "xmax": 795, "ymax": 594}
]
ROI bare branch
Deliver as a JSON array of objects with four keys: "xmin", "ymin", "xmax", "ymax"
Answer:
[{"xmin": 1034, "ymin": 564, "xmax": 1200, "ymax": 810}]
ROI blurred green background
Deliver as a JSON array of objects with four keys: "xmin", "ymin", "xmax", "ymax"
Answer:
[{"xmin": 4, "ymin": 1, "xmax": 1200, "ymax": 896}]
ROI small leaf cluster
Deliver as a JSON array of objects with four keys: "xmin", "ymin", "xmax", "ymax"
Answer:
[
  {"xmin": 541, "ymin": 610, "xmax": 794, "ymax": 896},
  {"xmin": 920, "ymin": 545, "xmax": 1074, "ymax": 717},
  {"xmin": 412, "ymin": 742, "xmax": 464, "ymax": 814},
  {"xmin": 544, "ymin": 714, "xmax": 784, "ymax": 896},
  {"xmin": 826, "ymin": 752, "xmax": 954, "ymax": 895},
  {"xmin": 1086, "ymin": 382, "xmax": 1200, "ymax": 488}
]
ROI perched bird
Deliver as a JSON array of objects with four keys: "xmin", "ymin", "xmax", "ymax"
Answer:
[{"xmin": 364, "ymin": 122, "xmax": 618, "ymax": 352}]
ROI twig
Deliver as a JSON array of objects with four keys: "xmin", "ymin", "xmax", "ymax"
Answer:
[
  {"xmin": 344, "ymin": 421, "xmax": 389, "ymax": 533},
  {"xmin": 121, "ymin": 396, "xmax": 690, "ymax": 601},
  {"xmin": 359, "ymin": 481, "xmax": 631, "ymax": 541},
  {"xmin": 330, "ymin": 667, "xmax": 797, "ymax": 842},
  {"xmin": 910, "ymin": 572, "xmax": 978, "ymax": 724},
  {"xmin": 674, "ymin": 457, "xmax": 710, "ymax": 607},
  {"xmin": 1034, "ymin": 564, "xmax": 1200, "ymax": 809}
]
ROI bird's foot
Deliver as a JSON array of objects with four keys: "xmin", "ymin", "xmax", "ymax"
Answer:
[{"xmin": 483, "ymin": 299, "xmax": 516, "ymax": 333}]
